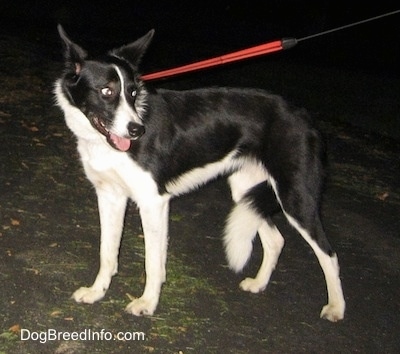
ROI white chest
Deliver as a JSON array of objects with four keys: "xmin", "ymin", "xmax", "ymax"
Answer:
[{"xmin": 77, "ymin": 139, "xmax": 159, "ymax": 204}]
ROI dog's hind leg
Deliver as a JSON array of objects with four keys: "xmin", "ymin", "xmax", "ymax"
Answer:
[
  {"xmin": 224, "ymin": 166, "xmax": 269, "ymax": 272},
  {"xmin": 270, "ymin": 175, "xmax": 345, "ymax": 322},
  {"xmin": 239, "ymin": 218, "xmax": 284, "ymax": 293},
  {"xmin": 72, "ymin": 187, "xmax": 127, "ymax": 304},
  {"xmin": 225, "ymin": 166, "xmax": 284, "ymax": 292},
  {"xmin": 284, "ymin": 211, "xmax": 345, "ymax": 322}
]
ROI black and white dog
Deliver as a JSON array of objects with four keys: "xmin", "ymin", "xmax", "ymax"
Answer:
[{"xmin": 54, "ymin": 25, "xmax": 345, "ymax": 321}]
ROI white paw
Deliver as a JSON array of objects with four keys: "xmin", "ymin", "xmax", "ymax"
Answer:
[
  {"xmin": 320, "ymin": 303, "xmax": 345, "ymax": 322},
  {"xmin": 72, "ymin": 286, "xmax": 105, "ymax": 304},
  {"xmin": 239, "ymin": 277, "xmax": 266, "ymax": 293},
  {"xmin": 125, "ymin": 297, "xmax": 157, "ymax": 316}
]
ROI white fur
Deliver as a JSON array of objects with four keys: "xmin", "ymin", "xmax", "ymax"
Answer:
[
  {"xmin": 224, "ymin": 162, "xmax": 285, "ymax": 290},
  {"xmin": 166, "ymin": 150, "xmax": 240, "ymax": 196},
  {"xmin": 223, "ymin": 160, "xmax": 271, "ymax": 271},
  {"xmin": 72, "ymin": 138, "xmax": 170, "ymax": 315},
  {"xmin": 55, "ymin": 79, "xmax": 171, "ymax": 315},
  {"xmin": 112, "ymin": 66, "xmax": 143, "ymax": 136},
  {"xmin": 228, "ymin": 159, "xmax": 270, "ymax": 202},
  {"xmin": 282, "ymin": 213, "xmax": 345, "ymax": 321},
  {"xmin": 263, "ymin": 174, "xmax": 345, "ymax": 321},
  {"xmin": 54, "ymin": 80, "xmax": 101, "ymax": 143},
  {"xmin": 239, "ymin": 221, "xmax": 284, "ymax": 293},
  {"xmin": 224, "ymin": 203, "xmax": 262, "ymax": 272},
  {"xmin": 225, "ymin": 163, "xmax": 345, "ymax": 321}
]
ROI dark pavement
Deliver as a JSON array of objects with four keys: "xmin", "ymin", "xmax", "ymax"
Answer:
[{"xmin": 0, "ymin": 23, "xmax": 400, "ymax": 353}]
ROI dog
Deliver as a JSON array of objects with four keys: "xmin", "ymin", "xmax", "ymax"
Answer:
[{"xmin": 54, "ymin": 25, "xmax": 345, "ymax": 321}]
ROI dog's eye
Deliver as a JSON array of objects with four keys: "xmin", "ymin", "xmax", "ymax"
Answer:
[
  {"xmin": 100, "ymin": 87, "xmax": 114, "ymax": 97},
  {"xmin": 131, "ymin": 90, "xmax": 137, "ymax": 98}
]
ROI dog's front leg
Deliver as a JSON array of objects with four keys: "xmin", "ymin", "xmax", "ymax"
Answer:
[
  {"xmin": 72, "ymin": 187, "xmax": 127, "ymax": 304},
  {"xmin": 126, "ymin": 196, "xmax": 170, "ymax": 316}
]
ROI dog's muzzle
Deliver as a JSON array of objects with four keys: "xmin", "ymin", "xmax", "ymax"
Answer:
[{"xmin": 91, "ymin": 116, "xmax": 145, "ymax": 152}]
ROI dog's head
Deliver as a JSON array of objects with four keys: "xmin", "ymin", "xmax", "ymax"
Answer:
[{"xmin": 57, "ymin": 25, "xmax": 154, "ymax": 151}]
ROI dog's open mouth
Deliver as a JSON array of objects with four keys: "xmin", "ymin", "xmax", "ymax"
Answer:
[{"xmin": 91, "ymin": 116, "xmax": 131, "ymax": 152}]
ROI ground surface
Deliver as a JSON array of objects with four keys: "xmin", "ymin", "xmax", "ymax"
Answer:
[{"xmin": 0, "ymin": 30, "xmax": 399, "ymax": 353}]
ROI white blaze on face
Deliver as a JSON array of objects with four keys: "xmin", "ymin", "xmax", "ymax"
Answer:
[{"xmin": 112, "ymin": 65, "xmax": 143, "ymax": 137}]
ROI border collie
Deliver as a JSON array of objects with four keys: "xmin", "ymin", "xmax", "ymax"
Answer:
[{"xmin": 54, "ymin": 25, "xmax": 345, "ymax": 321}]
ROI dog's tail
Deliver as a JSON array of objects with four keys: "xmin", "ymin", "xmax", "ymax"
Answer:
[{"xmin": 223, "ymin": 202, "xmax": 262, "ymax": 272}]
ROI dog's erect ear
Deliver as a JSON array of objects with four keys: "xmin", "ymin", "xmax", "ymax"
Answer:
[
  {"xmin": 57, "ymin": 24, "xmax": 87, "ymax": 75},
  {"xmin": 110, "ymin": 29, "xmax": 155, "ymax": 67}
]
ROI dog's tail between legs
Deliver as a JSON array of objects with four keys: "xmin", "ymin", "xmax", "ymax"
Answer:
[{"xmin": 223, "ymin": 203, "xmax": 262, "ymax": 272}]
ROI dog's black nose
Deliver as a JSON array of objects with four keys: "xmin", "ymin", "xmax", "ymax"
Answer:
[{"xmin": 128, "ymin": 122, "xmax": 145, "ymax": 139}]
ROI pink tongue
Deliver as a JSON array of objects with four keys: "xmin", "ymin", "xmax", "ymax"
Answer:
[{"xmin": 108, "ymin": 133, "xmax": 131, "ymax": 151}]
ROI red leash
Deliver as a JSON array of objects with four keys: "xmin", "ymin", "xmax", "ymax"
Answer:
[
  {"xmin": 140, "ymin": 9, "xmax": 400, "ymax": 81},
  {"xmin": 141, "ymin": 38, "xmax": 297, "ymax": 81}
]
